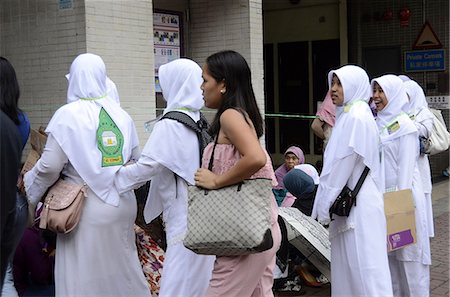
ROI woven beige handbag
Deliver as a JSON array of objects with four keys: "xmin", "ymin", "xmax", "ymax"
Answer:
[
  {"xmin": 39, "ymin": 179, "xmax": 87, "ymax": 234},
  {"xmin": 184, "ymin": 178, "xmax": 274, "ymax": 256},
  {"xmin": 183, "ymin": 137, "xmax": 273, "ymax": 256}
]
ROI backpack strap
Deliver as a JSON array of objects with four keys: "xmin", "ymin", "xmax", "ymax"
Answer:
[
  {"xmin": 160, "ymin": 111, "xmax": 205, "ymax": 165},
  {"xmin": 161, "ymin": 111, "xmax": 201, "ymax": 133}
]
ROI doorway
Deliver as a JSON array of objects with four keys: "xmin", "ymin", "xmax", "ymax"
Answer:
[
  {"xmin": 265, "ymin": 39, "xmax": 340, "ymax": 158},
  {"xmin": 277, "ymin": 41, "xmax": 310, "ymax": 154}
]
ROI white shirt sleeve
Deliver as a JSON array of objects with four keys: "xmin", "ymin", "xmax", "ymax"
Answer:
[
  {"xmin": 415, "ymin": 117, "xmax": 433, "ymax": 139},
  {"xmin": 396, "ymin": 134, "xmax": 417, "ymax": 190},
  {"xmin": 24, "ymin": 133, "xmax": 68, "ymax": 206},
  {"xmin": 312, "ymin": 153, "xmax": 358, "ymax": 224},
  {"xmin": 130, "ymin": 145, "xmax": 141, "ymax": 161},
  {"xmin": 114, "ymin": 154, "xmax": 165, "ymax": 194}
]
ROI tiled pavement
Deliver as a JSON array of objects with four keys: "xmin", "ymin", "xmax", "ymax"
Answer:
[
  {"xmin": 277, "ymin": 178, "xmax": 449, "ymax": 297},
  {"xmin": 429, "ymin": 179, "xmax": 449, "ymax": 297}
]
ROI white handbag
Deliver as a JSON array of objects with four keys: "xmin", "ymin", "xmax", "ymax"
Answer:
[{"xmin": 427, "ymin": 108, "xmax": 450, "ymax": 155}]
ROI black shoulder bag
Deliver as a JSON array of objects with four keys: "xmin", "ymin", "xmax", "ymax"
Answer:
[{"xmin": 329, "ymin": 166, "xmax": 370, "ymax": 217}]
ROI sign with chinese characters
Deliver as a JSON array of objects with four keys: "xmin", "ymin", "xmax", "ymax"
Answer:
[
  {"xmin": 153, "ymin": 11, "xmax": 182, "ymax": 93},
  {"xmin": 404, "ymin": 49, "xmax": 445, "ymax": 72},
  {"xmin": 426, "ymin": 96, "xmax": 449, "ymax": 109}
]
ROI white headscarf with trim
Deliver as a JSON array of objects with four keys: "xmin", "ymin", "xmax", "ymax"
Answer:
[
  {"xmin": 46, "ymin": 53, "xmax": 139, "ymax": 206},
  {"xmin": 66, "ymin": 74, "xmax": 120, "ymax": 105},
  {"xmin": 320, "ymin": 65, "xmax": 382, "ymax": 187},
  {"xmin": 142, "ymin": 58, "xmax": 204, "ymax": 223},
  {"xmin": 141, "ymin": 58, "xmax": 204, "ymax": 184},
  {"xmin": 372, "ymin": 75, "xmax": 417, "ymax": 143}
]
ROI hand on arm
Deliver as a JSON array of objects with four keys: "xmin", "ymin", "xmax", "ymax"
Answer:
[
  {"xmin": 114, "ymin": 156, "xmax": 163, "ymax": 194},
  {"xmin": 311, "ymin": 118, "xmax": 325, "ymax": 139}
]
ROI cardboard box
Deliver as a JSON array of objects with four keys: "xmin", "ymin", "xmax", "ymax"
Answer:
[
  {"xmin": 384, "ymin": 189, "xmax": 416, "ymax": 252},
  {"xmin": 29, "ymin": 128, "xmax": 48, "ymax": 156},
  {"xmin": 17, "ymin": 149, "xmax": 41, "ymax": 189},
  {"xmin": 17, "ymin": 128, "xmax": 47, "ymax": 189}
]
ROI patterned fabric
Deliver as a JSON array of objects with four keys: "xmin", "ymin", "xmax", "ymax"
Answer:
[
  {"xmin": 185, "ymin": 177, "xmax": 274, "ymax": 256},
  {"xmin": 134, "ymin": 225, "xmax": 165, "ymax": 296}
]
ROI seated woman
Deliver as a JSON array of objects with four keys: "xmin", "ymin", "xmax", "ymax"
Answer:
[
  {"xmin": 274, "ymin": 163, "xmax": 325, "ymax": 292},
  {"xmin": 273, "ymin": 146, "xmax": 305, "ymax": 207},
  {"xmin": 283, "ymin": 164, "xmax": 320, "ymax": 216}
]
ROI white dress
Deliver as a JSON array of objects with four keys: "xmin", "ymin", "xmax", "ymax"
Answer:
[
  {"xmin": 414, "ymin": 113, "xmax": 434, "ymax": 237},
  {"xmin": 115, "ymin": 158, "xmax": 215, "ymax": 297},
  {"xmin": 318, "ymin": 154, "xmax": 393, "ymax": 297},
  {"xmin": 114, "ymin": 58, "xmax": 215, "ymax": 297},
  {"xmin": 381, "ymin": 134, "xmax": 431, "ymax": 297},
  {"xmin": 25, "ymin": 135, "xmax": 150, "ymax": 297},
  {"xmin": 312, "ymin": 65, "xmax": 393, "ymax": 297}
]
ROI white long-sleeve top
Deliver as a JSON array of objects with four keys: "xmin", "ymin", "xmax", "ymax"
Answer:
[{"xmin": 381, "ymin": 132, "xmax": 431, "ymax": 265}]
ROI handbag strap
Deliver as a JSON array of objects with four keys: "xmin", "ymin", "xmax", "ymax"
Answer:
[
  {"xmin": 352, "ymin": 166, "xmax": 370, "ymax": 197},
  {"xmin": 206, "ymin": 108, "xmax": 249, "ymax": 172},
  {"xmin": 207, "ymin": 135, "xmax": 219, "ymax": 171}
]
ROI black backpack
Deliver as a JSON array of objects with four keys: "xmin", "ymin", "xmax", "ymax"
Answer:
[{"xmin": 160, "ymin": 111, "xmax": 213, "ymax": 165}]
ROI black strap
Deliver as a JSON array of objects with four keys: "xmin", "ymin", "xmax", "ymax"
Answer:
[
  {"xmin": 352, "ymin": 166, "xmax": 370, "ymax": 197},
  {"xmin": 207, "ymin": 108, "xmax": 246, "ymax": 172},
  {"xmin": 161, "ymin": 111, "xmax": 203, "ymax": 164},
  {"xmin": 207, "ymin": 135, "xmax": 219, "ymax": 171},
  {"xmin": 161, "ymin": 111, "xmax": 201, "ymax": 133}
]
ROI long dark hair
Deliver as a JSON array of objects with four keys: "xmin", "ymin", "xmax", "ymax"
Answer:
[
  {"xmin": 0, "ymin": 57, "xmax": 21, "ymax": 124},
  {"xmin": 205, "ymin": 50, "xmax": 264, "ymax": 138}
]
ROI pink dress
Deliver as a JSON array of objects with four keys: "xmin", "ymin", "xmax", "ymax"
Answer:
[{"xmin": 201, "ymin": 143, "xmax": 281, "ymax": 297}]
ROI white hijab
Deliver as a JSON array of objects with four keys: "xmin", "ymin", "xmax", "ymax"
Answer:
[
  {"xmin": 294, "ymin": 164, "xmax": 320, "ymax": 185},
  {"xmin": 46, "ymin": 53, "xmax": 139, "ymax": 206},
  {"xmin": 141, "ymin": 58, "xmax": 204, "ymax": 184},
  {"xmin": 142, "ymin": 58, "xmax": 204, "ymax": 223},
  {"xmin": 321, "ymin": 65, "xmax": 382, "ymax": 188},
  {"xmin": 372, "ymin": 75, "xmax": 417, "ymax": 143},
  {"xmin": 106, "ymin": 77, "xmax": 120, "ymax": 105},
  {"xmin": 66, "ymin": 74, "xmax": 120, "ymax": 105},
  {"xmin": 404, "ymin": 80, "xmax": 433, "ymax": 123}
]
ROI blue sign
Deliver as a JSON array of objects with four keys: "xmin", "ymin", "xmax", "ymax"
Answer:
[
  {"xmin": 59, "ymin": 0, "xmax": 73, "ymax": 10},
  {"xmin": 404, "ymin": 49, "xmax": 445, "ymax": 72}
]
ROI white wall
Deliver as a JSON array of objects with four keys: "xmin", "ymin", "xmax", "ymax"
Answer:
[
  {"xmin": 0, "ymin": 0, "xmax": 155, "ymax": 150},
  {"xmin": 189, "ymin": 0, "xmax": 265, "ymax": 143},
  {"xmin": 85, "ymin": 0, "xmax": 155, "ymax": 145},
  {"xmin": 0, "ymin": 0, "xmax": 86, "ymax": 135}
]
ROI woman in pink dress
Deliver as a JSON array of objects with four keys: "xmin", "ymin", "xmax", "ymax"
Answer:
[{"xmin": 194, "ymin": 50, "xmax": 281, "ymax": 297}]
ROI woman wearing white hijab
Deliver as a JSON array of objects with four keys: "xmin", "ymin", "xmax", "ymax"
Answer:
[
  {"xmin": 311, "ymin": 65, "xmax": 393, "ymax": 296},
  {"xmin": 24, "ymin": 53, "xmax": 150, "ymax": 296},
  {"xmin": 404, "ymin": 80, "xmax": 435, "ymax": 238},
  {"xmin": 115, "ymin": 58, "xmax": 214, "ymax": 297},
  {"xmin": 372, "ymin": 74, "xmax": 431, "ymax": 297}
]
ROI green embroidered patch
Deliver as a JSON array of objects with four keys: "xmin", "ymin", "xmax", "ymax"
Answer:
[{"xmin": 96, "ymin": 108, "xmax": 124, "ymax": 167}]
